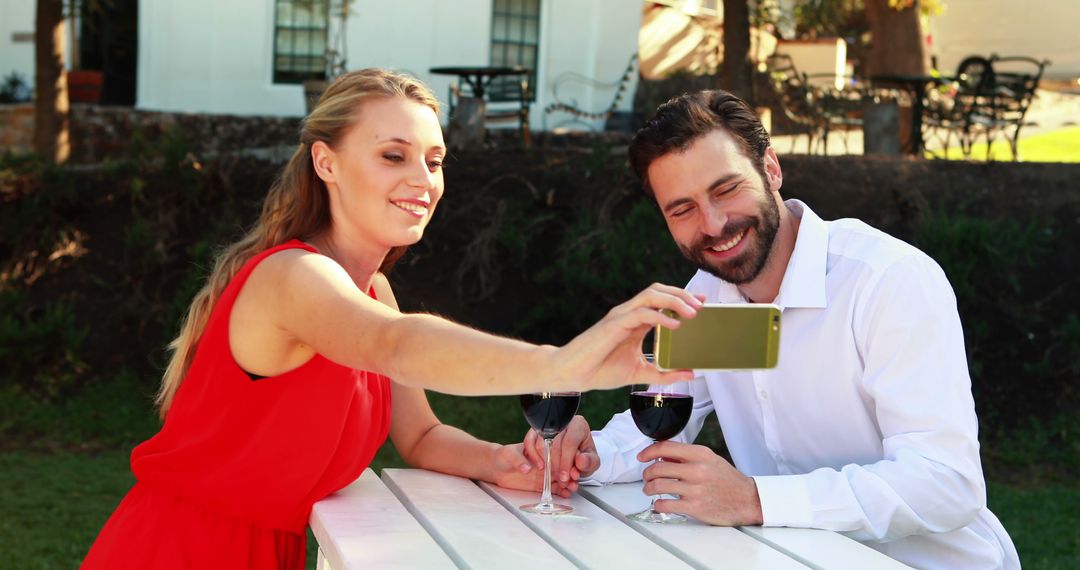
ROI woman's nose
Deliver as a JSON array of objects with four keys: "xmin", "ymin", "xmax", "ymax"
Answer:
[{"xmin": 407, "ymin": 162, "xmax": 436, "ymax": 189}]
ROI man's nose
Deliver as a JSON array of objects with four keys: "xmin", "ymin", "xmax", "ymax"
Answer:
[{"xmin": 700, "ymin": 203, "xmax": 728, "ymax": 237}]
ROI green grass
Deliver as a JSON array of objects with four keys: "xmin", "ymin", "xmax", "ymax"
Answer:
[
  {"xmin": 1, "ymin": 384, "xmax": 1075, "ymax": 568},
  {"xmin": 926, "ymin": 125, "xmax": 1080, "ymax": 162},
  {"xmin": 989, "ymin": 483, "xmax": 1080, "ymax": 570},
  {"xmin": 2, "ymin": 449, "xmax": 1074, "ymax": 569}
]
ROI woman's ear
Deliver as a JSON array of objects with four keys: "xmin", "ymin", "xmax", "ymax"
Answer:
[{"xmin": 311, "ymin": 141, "xmax": 337, "ymax": 184}]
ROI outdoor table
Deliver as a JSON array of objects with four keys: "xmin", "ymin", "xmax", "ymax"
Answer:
[
  {"xmin": 429, "ymin": 66, "xmax": 529, "ymax": 99},
  {"xmin": 870, "ymin": 74, "xmax": 953, "ymax": 156},
  {"xmin": 310, "ymin": 468, "xmax": 911, "ymax": 569},
  {"xmin": 428, "ymin": 66, "xmax": 530, "ymax": 148}
]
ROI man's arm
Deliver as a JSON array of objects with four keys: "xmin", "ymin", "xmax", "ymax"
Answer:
[
  {"xmin": 753, "ymin": 254, "xmax": 986, "ymax": 541},
  {"xmin": 587, "ymin": 377, "xmax": 715, "ymax": 484}
]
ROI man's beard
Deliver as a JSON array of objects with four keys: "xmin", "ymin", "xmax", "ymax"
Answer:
[{"xmin": 679, "ymin": 192, "xmax": 781, "ymax": 284}]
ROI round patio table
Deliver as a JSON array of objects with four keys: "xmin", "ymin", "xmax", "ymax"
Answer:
[{"xmin": 429, "ymin": 66, "xmax": 528, "ymax": 99}]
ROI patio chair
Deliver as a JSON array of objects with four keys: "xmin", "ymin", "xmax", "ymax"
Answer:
[
  {"xmin": 922, "ymin": 55, "xmax": 997, "ymax": 158},
  {"xmin": 973, "ymin": 55, "xmax": 1050, "ymax": 161},
  {"xmin": 766, "ymin": 54, "xmax": 865, "ymax": 155},
  {"xmin": 448, "ymin": 73, "xmax": 532, "ymax": 147},
  {"xmin": 543, "ymin": 53, "xmax": 638, "ymax": 132}
]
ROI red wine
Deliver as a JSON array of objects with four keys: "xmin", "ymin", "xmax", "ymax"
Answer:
[
  {"xmin": 630, "ymin": 392, "xmax": 693, "ymax": 441},
  {"xmin": 520, "ymin": 392, "xmax": 581, "ymax": 439}
]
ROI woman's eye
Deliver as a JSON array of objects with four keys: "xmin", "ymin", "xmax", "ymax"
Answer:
[
  {"xmin": 427, "ymin": 159, "xmax": 443, "ymax": 170},
  {"xmin": 383, "ymin": 153, "xmax": 404, "ymax": 162}
]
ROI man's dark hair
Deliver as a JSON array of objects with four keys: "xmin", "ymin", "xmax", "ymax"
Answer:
[{"xmin": 629, "ymin": 89, "xmax": 771, "ymax": 196}]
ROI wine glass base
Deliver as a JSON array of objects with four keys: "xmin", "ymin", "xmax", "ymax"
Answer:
[
  {"xmin": 519, "ymin": 502, "xmax": 574, "ymax": 515},
  {"xmin": 628, "ymin": 509, "xmax": 687, "ymax": 524}
]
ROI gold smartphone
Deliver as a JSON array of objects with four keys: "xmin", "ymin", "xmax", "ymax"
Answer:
[{"xmin": 654, "ymin": 304, "xmax": 781, "ymax": 370}]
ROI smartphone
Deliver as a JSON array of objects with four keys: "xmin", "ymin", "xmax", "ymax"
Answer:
[{"xmin": 654, "ymin": 303, "xmax": 781, "ymax": 370}]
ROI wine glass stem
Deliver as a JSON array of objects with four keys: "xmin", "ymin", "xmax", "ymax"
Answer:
[
  {"xmin": 540, "ymin": 436, "xmax": 555, "ymax": 508},
  {"xmin": 649, "ymin": 453, "xmax": 663, "ymax": 513}
]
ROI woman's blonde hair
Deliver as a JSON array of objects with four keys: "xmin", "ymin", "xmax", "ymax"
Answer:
[{"xmin": 155, "ymin": 68, "xmax": 441, "ymax": 417}]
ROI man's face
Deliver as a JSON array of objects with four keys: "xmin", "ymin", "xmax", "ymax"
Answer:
[{"xmin": 647, "ymin": 129, "xmax": 782, "ymax": 284}]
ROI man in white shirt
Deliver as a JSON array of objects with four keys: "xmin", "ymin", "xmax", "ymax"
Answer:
[{"xmin": 534, "ymin": 89, "xmax": 1019, "ymax": 569}]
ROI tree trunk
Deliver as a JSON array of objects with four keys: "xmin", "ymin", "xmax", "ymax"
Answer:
[
  {"xmin": 864, "ymin": 0, "xmax": 928, "ymax": 77},
  {"xmin": 34, "ymin": 0, "xmax": 70, "ymax": 163},
  {"xmin": 720, "ymin": 0, "xmax": 753, "ymax": 103}
]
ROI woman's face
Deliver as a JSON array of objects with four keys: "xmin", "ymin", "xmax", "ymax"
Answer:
[{"xmin": 315, "ymin": 96, "xmax": 446, "ymax": 252}]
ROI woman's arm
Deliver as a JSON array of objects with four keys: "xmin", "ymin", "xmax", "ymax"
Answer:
[
  {"xmin": 373, "ymin": 275, "xmax": 556, "ymax": 493},
  {"xmin": 260, "ymin": 249, "xmax": 699, "ymax": 395}
]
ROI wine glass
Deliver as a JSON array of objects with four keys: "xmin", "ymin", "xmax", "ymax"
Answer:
[
  {"xmin": 518, "ymin": 391, "xmax": 581, "ymax": 515},
  {"xmin": 628, "ymin": 355, "xmax": 694, "ymax": 523}
]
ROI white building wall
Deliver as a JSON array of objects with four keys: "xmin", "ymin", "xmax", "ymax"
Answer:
[
  {"xmin": 929, "ymin": 0, "xmax": 1079, "ymax": 80},
  {"xmin": 539, "ymin": 0, "xmax": 642, "ymax": 131},
  {"xmin": 138, "ymin": 0, "xmax": 306, "ymax": 116},
  {"xmin": 1, "ymin": 1, "xmax": 41, "ymax": 89},
  {"xmin": 135, "ymin": 0, "xmax": 642, "ymax": 128}
]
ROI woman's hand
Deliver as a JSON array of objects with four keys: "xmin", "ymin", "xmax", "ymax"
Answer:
[
  {"xmin": 522, "ymin": 415, "xmax": 598, "ymax": 495},
  {"xmin": 552, "ymin": 283, "xmax": 704, "ymax": 391}
]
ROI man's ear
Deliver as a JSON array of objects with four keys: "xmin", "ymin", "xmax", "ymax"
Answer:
[
  {"xmin": 311, "ymin": 141, "xmax": 337, "ymax": 184},
  {"xmin": 762, "ymin": 147, "xmax": 783, "ymax": 192}
]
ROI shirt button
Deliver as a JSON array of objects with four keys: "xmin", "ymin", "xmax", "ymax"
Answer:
[{"xmin": 758, "ymin": 390, "xmax": 768, "ymax": 400}]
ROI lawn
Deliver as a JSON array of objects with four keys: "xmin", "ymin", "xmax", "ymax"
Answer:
[
  {"xmin": 926, "ymin": 125, "xmax": 1080, "ymax": 163},
  {"xmin": 1, "ymin": 388, "xmax": 1076, "ymax": 569}
]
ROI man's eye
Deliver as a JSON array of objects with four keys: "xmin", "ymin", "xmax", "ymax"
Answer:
[{"xmin": 671, "ymin": 208, "xmax": 692, "ymax": 218}]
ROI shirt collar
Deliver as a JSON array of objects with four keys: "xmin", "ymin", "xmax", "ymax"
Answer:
[{"xmin": 774, "ymin": 199, "xmax": 828, "ymax": 309}]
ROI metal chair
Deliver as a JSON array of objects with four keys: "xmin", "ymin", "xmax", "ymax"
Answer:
[
  {"xmin": 974, "ymin": 55, "xmax": 1050, "ymax": 161},
  {"xmin": 543, "ymin": 53, "xmax": 638, "ymax": 132},
  {"xmin": 448, "ymin": 74, "xmax": 532, "ymax": 147},
  {"xmin": 766, "ymin": 54, "xmax": 865, "ymax": 155},
  {"xmin": 923, "ymin": 54, "xmax": 1049, "ymax": 161},
  {"xmin": 922, "ymin": 55, "xmax": 997, "ymax": 158}
]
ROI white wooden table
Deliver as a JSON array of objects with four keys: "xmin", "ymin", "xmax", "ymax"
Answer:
[{"xmin": 310, "ymin": 468, "xmax": 911, "ymax": 569}]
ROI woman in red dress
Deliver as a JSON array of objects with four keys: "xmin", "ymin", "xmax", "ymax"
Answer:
[{"xmin": 81, "ymin": 68, "xmax": 702, "ymax": 569}]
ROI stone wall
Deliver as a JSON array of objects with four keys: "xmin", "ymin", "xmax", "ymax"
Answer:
[
  {"xmin": 0, "ymin": 104, "xmax": 33, "ymax": 153},
  {"xmin": 0, "ymin": 104, "xmax": 302, "ymax": 162}
]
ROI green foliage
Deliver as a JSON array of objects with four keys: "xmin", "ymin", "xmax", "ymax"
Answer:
[
  {"xmin": 914, "ymin": 210, "xmax": 1051, "ymax": 304},
  {"xmin": 0, "ymin": 369, "xmax": 159, "ymax": 450},
  {"xmin": 913, "ymin": 208, "xmax": 1073, "ymax": 431},
  {"xmin": 0, "ymin": 71, "xmax": 30, "ymax": 103},
  {"xmin": 0, "ymin": 291, "xmax": 88, "ymax": 402},
  {"xmin": 523, "ymin": 198, "xmax": 692, "ymax": 340},
  {"xmin": 985, "ymin": 413, "xmax": 1080, "ymax": 483}
]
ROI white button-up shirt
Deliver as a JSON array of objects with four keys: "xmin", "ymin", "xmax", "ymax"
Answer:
[{"xmin": 589, "ymin": 200, "xmax": 1019, "ymax": 570}]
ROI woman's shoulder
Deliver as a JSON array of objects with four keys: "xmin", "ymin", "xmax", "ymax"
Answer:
[{"xmin": 370, "ymin": 272, "xmax": 399, "ymax": 309}]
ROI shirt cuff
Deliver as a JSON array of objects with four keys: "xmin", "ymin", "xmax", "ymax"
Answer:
[
  {"xmin": 579, "ymin": 433, "xmax": 619, "ymax": 486},
  {"xmin": 753, "ymin": 475, "xmax": 813, "ymax": 528}
]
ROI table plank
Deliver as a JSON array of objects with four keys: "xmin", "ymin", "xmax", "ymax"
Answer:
[
  {"xmin": 478, "ymin": 481, "xmax": 693, "ymax": 569},
  {"xmin": 738, "ymin": 527, "xmax": 913, "ymax": 569},
  {"xmin": 309, "ymin": 469, "xmax": 456, "ymax": 570},
  {"xmin": 382, "ymin": 468, "xmax": 576, "ymax": 569},
  {"xmin": 579, "ymin": 483, "xmax": 810, "ymax": 570}
]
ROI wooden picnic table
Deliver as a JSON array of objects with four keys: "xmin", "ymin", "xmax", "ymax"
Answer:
[{"xmin": 310, "ymin": 468, "xmax": 911, "ymax": 569}]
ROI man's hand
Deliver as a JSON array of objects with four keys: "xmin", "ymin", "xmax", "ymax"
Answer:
[
  {"xmin": 523, "ymin": 415, "xmax": 599, "ymax": 496},
  {"xmin": 639, "ymin": 440, "xmax": 763, "ymax": 526}
]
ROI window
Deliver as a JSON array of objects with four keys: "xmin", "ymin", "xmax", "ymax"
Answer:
[
  {"xmin": 273, "ymin": 0, "xmax": 330, "ymax": 84},
  {"xmin": 489, "ymin": 0, "xmax": 540, "ymax": 102}
]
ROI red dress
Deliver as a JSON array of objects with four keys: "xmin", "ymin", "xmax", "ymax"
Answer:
[{"xmin": 83, "ymin": 240, "xmax": 392, "ymax": 569}]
